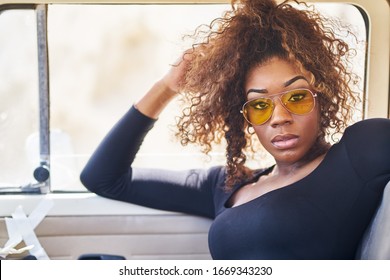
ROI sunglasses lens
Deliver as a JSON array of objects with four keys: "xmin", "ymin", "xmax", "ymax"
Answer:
[
  {"xmin": 243, "ymin": 98, "xmax": 273, "ymax": 125},
  {"xmin": 242, "ymin": 89, "xmax": 315, "ymax": 126},
  {"xmin": 281, "ymin": 89, "xmax": 315, "ymax": 115}
]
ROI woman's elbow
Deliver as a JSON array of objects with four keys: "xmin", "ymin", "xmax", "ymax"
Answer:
[{"xmin": 79, "ymin": 167, "xmax": 99, "ymax": 193}]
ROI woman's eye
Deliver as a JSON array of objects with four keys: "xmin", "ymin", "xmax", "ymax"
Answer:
[
  {"xmin": 288, "ymin": 93, "xmax": 306, "ymax": 102},
  {"xmin": 251, "ymin": 101, "xmax": 269, "ymax": 110}
]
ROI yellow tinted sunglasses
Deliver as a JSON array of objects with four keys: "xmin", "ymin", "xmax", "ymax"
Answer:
[{"xmin": 241, "ymin": 88, "xmax": 317, "ymax": 126}]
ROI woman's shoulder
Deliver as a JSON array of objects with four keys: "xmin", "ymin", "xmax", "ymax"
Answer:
[
  {"xmin": 339, "ymin": 118, "xmax": 390, "ymax": 181},
  {"xmin": 342, "ymin": 118, "xmax": 390, "ymax": 143},
  {"xmin": 346, "ymin": 117, "xmax": 390, "ymax": 130}
]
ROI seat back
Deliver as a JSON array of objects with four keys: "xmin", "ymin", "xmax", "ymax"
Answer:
[{"xmin": 356, "ymin": 180, "xmax": 390, "ymax": 259}]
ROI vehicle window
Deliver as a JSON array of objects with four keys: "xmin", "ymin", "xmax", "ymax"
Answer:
[
  {"xmin": 0, "ymin": 3, "xmax": 367, "ymax": 193},
  {"xmin": 0, "ymin": 9, "xmax": 39, "ymax": 190}
]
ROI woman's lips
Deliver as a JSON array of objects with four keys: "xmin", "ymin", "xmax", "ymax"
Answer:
[{"xmin": 271, "ymin": 134, "xmax": 299, "ymax": 149}]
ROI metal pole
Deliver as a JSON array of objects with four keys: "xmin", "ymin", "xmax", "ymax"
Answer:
[{"xmin": 36, "ymin": 4, "xmax": 50, "ymax": 193}]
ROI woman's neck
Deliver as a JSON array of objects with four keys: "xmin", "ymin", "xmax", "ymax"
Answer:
[{"xmin": 273, "ymin": 139, "xmax": 330, "ymax": 177}]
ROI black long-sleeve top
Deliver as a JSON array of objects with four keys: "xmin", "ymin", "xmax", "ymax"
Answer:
[{"xmin": 80, "ymin": 106, "xmax": 390, "ymax": 259}]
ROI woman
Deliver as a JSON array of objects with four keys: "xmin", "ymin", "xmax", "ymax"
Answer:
[{"xmin": 80, "ymin": 0, "xmax": 390, "ymax": 259}]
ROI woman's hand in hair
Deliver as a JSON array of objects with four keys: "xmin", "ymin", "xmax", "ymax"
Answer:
[{"xmin": 135, "ymin": 51, "xmax": 192, "ymax": 119}]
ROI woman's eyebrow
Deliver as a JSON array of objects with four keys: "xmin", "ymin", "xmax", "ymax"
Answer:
[
  {"xmin": 246, "ymin": 88, "xmax": 268, "ymax": 95},
  {"xmin": 283, "ymin": 75, "xmax": 308, "ymax": 87},
  {"xmin": 246, "ymin": 75, "xmax": 309, "ymax": 96}
]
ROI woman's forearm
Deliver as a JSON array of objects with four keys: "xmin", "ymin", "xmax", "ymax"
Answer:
[{"xmin": 135, "ymin": 79, "xmax": 177, "ymax": 119}]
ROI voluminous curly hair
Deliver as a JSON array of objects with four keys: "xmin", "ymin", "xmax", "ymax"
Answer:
[{"xmin": 175, "ymin": 0, "xmax": 361, "ymax": 190}]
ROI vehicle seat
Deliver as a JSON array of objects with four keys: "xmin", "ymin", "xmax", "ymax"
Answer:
[{"xmin": 356, "ymin": 180, "xmax": 390, "ymax": 259}]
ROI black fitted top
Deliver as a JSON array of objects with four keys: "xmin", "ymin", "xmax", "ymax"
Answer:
[{"xmin": 80, "ymin": 106, "xmax": 390, "ymax": 259}]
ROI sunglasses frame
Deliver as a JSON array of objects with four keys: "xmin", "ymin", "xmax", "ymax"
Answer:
[{"xmin": 240, "ymin": 88, "xmax": 318, "ymax": 126}]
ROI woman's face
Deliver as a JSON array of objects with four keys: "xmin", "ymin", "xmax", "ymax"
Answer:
[{"xmin": 244, "ymin": 57, "xmax": 320, "ymax": 166}]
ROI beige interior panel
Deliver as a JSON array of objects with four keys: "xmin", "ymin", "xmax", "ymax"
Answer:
[{"xmin": 0, "ymin": 215, "xmax": 212, "ymax": 260}]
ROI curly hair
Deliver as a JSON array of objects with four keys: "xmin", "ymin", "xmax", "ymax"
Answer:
[{"xmin": 175, "ymin": 0, "xmax": 361, "ymax": 190}]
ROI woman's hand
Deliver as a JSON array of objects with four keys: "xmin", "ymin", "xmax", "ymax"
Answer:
[
  {"xmin": 160, "ymin": 51, "xmax": 192, "ymax": 94},
  {"xmin": 135, "ymin": 52, "xmax": 192, "ymax": 119}
]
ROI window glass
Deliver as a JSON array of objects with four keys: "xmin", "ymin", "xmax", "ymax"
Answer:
[
  {"xmin": 0, "ymin": 9, "xmax": 39, "ymax": 189},
  {"xmin": 48, "ymin": 4, "xmax": 231, "ymax": 191},
  {"xmin": 0, "ymin": 3, "xmax": 367, "ymax": 192},
  {"xmin": 49, "ymin": 4, "xmax": 366, "ymax": 192}
]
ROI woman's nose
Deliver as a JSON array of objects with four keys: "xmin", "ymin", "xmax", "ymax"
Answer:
[{"xmin": 269, "ymin": 99, "xmax": 293, "ymax": 127}]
